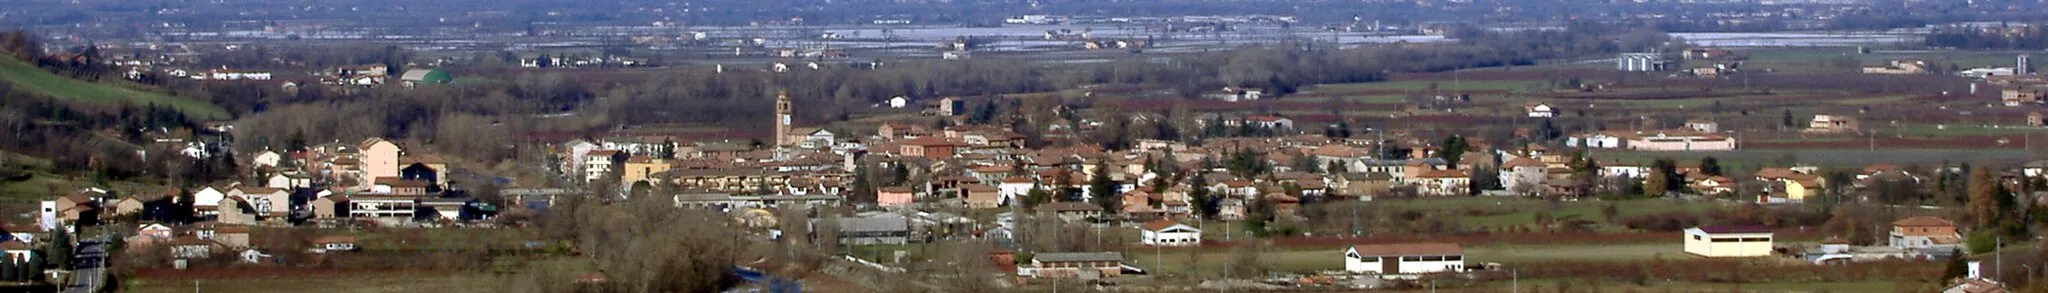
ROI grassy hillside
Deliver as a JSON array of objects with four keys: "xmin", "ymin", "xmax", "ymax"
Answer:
[{"xmin": 0, "ymin": 56, "xmax": 229, "ymax": 120}]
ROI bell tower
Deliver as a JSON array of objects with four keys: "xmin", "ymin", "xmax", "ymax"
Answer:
[{"xmin": 774, "ymin": 89, "xmax": 794, "ymax": 148}]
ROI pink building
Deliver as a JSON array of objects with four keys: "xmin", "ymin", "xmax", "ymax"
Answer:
[{"xmin": 878, "ymin": 187, "xmax": 915, "ymax": 207}]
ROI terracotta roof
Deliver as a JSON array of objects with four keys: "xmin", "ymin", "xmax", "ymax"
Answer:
[
  {"xmin": 1350, "ymin": 243, "xmax": 1462, "ymax": 256},
  {"xmin": 1893, "ymin": 216, "xmax": 1955, "ymax": 227},
  {"xmin": 1141, "ymin": 219, "xmax": 1188, "ymax": 231},
  {"xmin": 904, "ymin": 136, "xmax": 957, "ymax": 147},
  {"xmin": 1002, "ymin": 176, "xmax": 1036, "ymax": 184},
  {"xmin": 879, "ymin": 187, "xmax": 914, "ymax": 193},
  {"xmin": 1503, "ymin": 158, "xmax": 1545, "ymax": 169}
]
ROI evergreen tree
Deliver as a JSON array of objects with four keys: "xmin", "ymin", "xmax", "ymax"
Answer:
[
  {"xmin": 47, "ymin": 228, "xmax": 71, "ymax": 270},
  {"xmin": 1699, "ymin": 156, "xmax": 1723, "ymax": 176},
  {"xmin": 1439, "ymin": 135, "xmax": 1469, "ymax": 167},
  {"xmin": 1941, "ymin": 248, "xmax": 1968, "ymax": 281},
  {"xmin": 1089, "ymin": 162, "xmax": 1120, "ymax": 212},
  {"xmin": 1188, "ymin": 175, "xmax": 1218, "ymax": 220},
  {"xmin": 1025, "ymin": 182, "xmax": 1052, "ymax": 208}
]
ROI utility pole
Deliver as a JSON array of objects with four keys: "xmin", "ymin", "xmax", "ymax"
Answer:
[{"xmin": 1512, "ymin": 268, "xmax": 1519, "ymax": 293}]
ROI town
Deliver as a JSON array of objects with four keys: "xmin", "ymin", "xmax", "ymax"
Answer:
[{"xmin": 1, "ymin": 0, "xmax": 2047, "ymax": 291}]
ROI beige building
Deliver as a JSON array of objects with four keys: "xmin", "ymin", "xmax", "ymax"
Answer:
[
  {"xmin": 1684, "ymin": 226, "xmax": 1773, "ymax": 257},
  {"xmin": 359, "ymin": 138, "xmax": 403, "ymax": 184}
]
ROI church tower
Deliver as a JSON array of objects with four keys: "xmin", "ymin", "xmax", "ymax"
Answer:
[{"xmin": 774, "ymin": 89, "xmax": 794, "ymax": 148}]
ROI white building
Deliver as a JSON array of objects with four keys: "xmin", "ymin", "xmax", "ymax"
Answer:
[
  {"xmin": 887, "ymin": 96, "xmax": 910, "ymax": 108},
  {"xmin": 1343, "ymin": 243, "xmax": 1465, "ymax": 275},
  {"xmin": 1618, "ymin": 53, "xmax": 1669, "ymax": 72},
  {"xmin": 1527, "ymin": 104, "xmax": 1557, "ymax": 118},
  {"xmin": 998, "ymin": 176, "xmax": 1038, "ymax": 204},
  {"xmin": 1566, "ymin": 133, "xmax": 1624, "ymax": 149},
  {"xmin": 585, "ymin": 150, "xmax": 620, "ymax": 182},
  {"xmin": 1683, "ymin": 226, "xmax": 1773, "ymax": 257},
  {"xmin": 1139, "ymin": 220, "xmax": 1201, "ymax": 246}
]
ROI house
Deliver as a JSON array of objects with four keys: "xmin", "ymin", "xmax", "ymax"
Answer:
[
  {"xmin": 1891, "ymin": 216, "xmax": 1963, "ymax": 250},
  {"xmin": 0, "ymin": 239, "xmax": 31, "ymax": 262},
  {"xmin": 1691, "ymin": 176, "xmax": 1737, "ymax": 195},
  {"xmin": 215, "ymin": 197, "xmax": 260, "ymax": 225},
  {"xmin": 901, "ymin": 136, "xmax": 960, "ymax": 159},
  {"xmin": 311, "ymin": 235, "xmax": 359, "ymax": 253},
  {"xmin": 964, "ymin": 185, "xmax": 1002, "ymax": 209},
  {"xmin": 998, "ymin": 176, "xmax": 1038, "ymax": 203},
  {"xmin": 1040, "ymin": 202, "xmax": 1104, "ymax": 222},
  {"xmin": 2003, "ymin": 87, "xmax": 2044, "ymax": 106},
  {"xmin": 1025, "ymin": 252, "xmax": 1123, "ymax": 279},
  {"xmin": 1946, "ymin": 278, "xmax": 2008, "ymax": 293},
  {"xmin": 1412, "ymin": 169, "xmax": 1470, "ymax": 196},
  {"xmin": 800, "ymin": 129, "xmax": 837, "ymax": 149},
  {"xmin": 1139, "ymin": 219, "xmax": 1201, "ymax": 246},
  {"xmin": 1343, "ymin": 243, "xmax": 1465, "ymax": 275},
  {"xmin": 137, "ymin": 223, "xmax": 175, "ymax": 239},
  {"xmin": 1500, "ymin": 158, "xmax": 1548, "ymax": 195},
  {"xmin": 877, "ymin": 187, "xmax": 915, "ymax": 207},
  {"xmin": 1685, "ymin": 120, "xmax": 1720, "ymax": 133},
  {"xmin": 1683, "ymin": 226, "xmax": 1773, "ymax": 257},
  {"xmin": 229, "ymin": 187, "xmax": 292, "ymax": 217},
  {"xmin": 1566, "ymin": 132, "xmax": 1625, "ymax": 149},
  {"xmin": 1526, "ymin": 104, "xmax": 1557, "ymax": 118},
  {"xmin": 887, "ymin": 96, "xmax": 910, "ymax": 108},
  {"xmin": 168, "ymin": 235, "xmax": 220, "ymax": 259},
  {"xmin": 311, "ymin": 195, "xmax": 348, "ymax": 219},
  {"xmin": 252, "ymin": 150, "xmax": 283, "ymax": 169},
  {"xmin": 1806, "ymin": 115, "xmax": 1859, "ymax": 133},
  {"xmin": 837, "ymin": 214, "xmax": 910, "ymax": 245}
]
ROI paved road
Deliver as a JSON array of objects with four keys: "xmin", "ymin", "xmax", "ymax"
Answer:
[{"xmin": 62, "ymin": 236, "xmax": 108, "ymax": 293}]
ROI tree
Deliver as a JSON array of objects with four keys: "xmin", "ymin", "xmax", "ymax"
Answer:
[
  {"xmin": 47, "ymin": 228, "xmax": 71, "ymax": 270},
  {"xmin": 1438, "ymin": 135, "xmax": 1468, "ymax": 167},
  {"xmin": 1188, "ymin": 175, "xmax": 1219, "ymax": 220},
  {"xmin": 1781, "ymin": 109, "xmax": 1797, "ymax": 129},
  {"xmin": 1089, "ymin": 161, "xmax": 1120, "ymax": 213},
  {"xmin": 1025, "ymin": 183, "xmax": 1052, "ymax": 208},
  {"xmin": 1942, "ymin": 248, "xmax": 1968, "ymax": 281},
  {"xmin": 1968, "ymin": 168, "xmax": 1999, "ymax": 228},
  {"xmin": 1699, "ymin": 156, "xmax": 1723, "ymax": 176}
]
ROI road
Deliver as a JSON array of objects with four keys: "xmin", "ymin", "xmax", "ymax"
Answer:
[{"xmin": 62, "ymin": 236, "xmax": 109, "ymax": 293}]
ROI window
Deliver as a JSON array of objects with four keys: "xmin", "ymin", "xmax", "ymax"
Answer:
[
  {"xmin": 1445, "ymin": 255, "xmax": 1463, "ymax": 261},
  {"xmin": 1424, "ymin": 256, "xmax": 1443, "ymax": 261},
  {"xmin": 1693, "ymin": 235, "xmax": 1703, "ymax": 241},
  {"xmin": 1711, "ymin": 237, "xmax": 1737, "ymax": 243},
  {"xmin": 1401, "ymin": 256, "xmax": 1421, "ymax": 261}
]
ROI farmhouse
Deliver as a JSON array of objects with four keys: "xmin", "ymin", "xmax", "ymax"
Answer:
[
  {"xmin": 1343, "ymin": 243, "xmax": 1465, "ymax": 275},
  {"xmin": 1139, "ymin": 219, "xmax": 1201, "ymax": 246},
  {"xmin": 1806, "ymin": 115, "xmax": 1859, "ymax": 133},
  {"xmin": 1025, "ymin": 252, "xmax": 1124, "ymax": 279},
  {"xmin": 1890, "ymin": 216, "xmax": 1963, "ymax": 250},
  {"xmin": 1684, "ymin": 226, "xmax": 1773, "ymax": 257}
]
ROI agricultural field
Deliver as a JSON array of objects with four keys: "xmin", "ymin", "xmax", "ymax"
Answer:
[
  {"xmin": 0, "ymin": 56, "xmax": 228, "ymax": 120},
  {"xmin": 126, "ymin": 270, "xmax": 500, "ymax": 293}
]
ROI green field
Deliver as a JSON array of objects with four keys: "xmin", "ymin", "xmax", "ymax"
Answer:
[
  {"xmin": 0, "ymin": 56, "xmax": 227, "ymax": 120},
  {"xmin": 1317, "ymin": 80, "xmax": 1551, "ymax": 93},
  {"xmin": 130, "ymin": 273, "xmax": 498, "ymax": 293},
  {"xmin": 1359, "ymin": 197, "xmax": 1717, "ymax": 232}
]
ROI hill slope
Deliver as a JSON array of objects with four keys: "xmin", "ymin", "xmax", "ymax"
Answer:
[{"xmin": 0, "ymin": 56, "xmax": 228, "ymax": 120}]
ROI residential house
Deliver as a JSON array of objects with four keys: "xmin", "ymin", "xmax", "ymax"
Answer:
[
  {"xmin": 252, "ymin": 150, "xmax": 283, "ymax": 169},
  {"xmin": 2005, "ymin": 87, "xmax": 2044, "ymax": 107},
  {"xmin": 216, "ymin": 197, "xmax": 260, "ymax": 225},
  {"xmin": 229, "ymin": 187, "xmax": 292, "ymax": 218},
  {"xmin": 1413, "ymin": 169, "xmax": 1470, "ymax": 196},
  {"xmin": 1807, "ymin": 115, "xmax": 1859, "ymax": 133},
  {"xmin": 311, "ymin": 195, "xmax": 348, "ymax": 219},
  {"xmin": 998, "ymin": 176, "xmax": 1038, "ymax": 203},
  {"xmin": 1025, "ymin": 252, "xmax": 1123, "ymax": 279},
  {"xmin": 168, "ymin": 235, "xmax": 220, "ymax": 259},
  {"xmin": 964, "ymin": 185, "xmax": 1002, "ymax": 209},
  {"xmin": 901, "ymin": 136, "xmax": 961, "ymax": 159},
  {"xmin": 1691, "ymin": 176, "xmax": 1737, "ymax": 195},
  {"xmin": 1501, "ymin": 158, "xmax": 1548, "ymax": 195},
  {"xmin": 877, "ymin": 187, "xmax": 916, "ymax": 207},
  {"xmin": 1890, "ymin": 216, "xmax": 1963, "ymax": 250},
  {"xmin": 1567, "ymin": 132, "xmax": 1626, "ymax": 149},
  {"xmin": 0, "ymin": 239, "xmax": 31, "ymax": 262},
  {"xmin": 1242, "ymin": 115, "xmax": 1294, "ymax": 129},
  {"xmin": 1684, "ymin": 226, "xmax": 1773, "ymax": 257},
  {"xmin": 619, "ymin": 156, "xmax": 673, "ymax": 186},
  {"xmin": 1343, "ymin": 243, "xmax": 1465, "ymax": 274},
  {"xmin": 1041, "ymin": 202, "xmax": 1105, "ymax": 222}
]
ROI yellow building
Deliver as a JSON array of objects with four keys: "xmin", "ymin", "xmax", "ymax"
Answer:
[
  {"xmin": 1684, "ymin": 226, "xmax": 1773, "ymax": 257},
  {"xmin": 620, "ymin": 156, "xmax": 673, "ymax": 185}
]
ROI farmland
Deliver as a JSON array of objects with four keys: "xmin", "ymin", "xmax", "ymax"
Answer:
[
  {"xmin": 0, "ymin": 55, "xmax": 228, "ymax": 120},
  {"xmin": 126, "ymin": 269, "xmax": 499, "ymax": 293}
]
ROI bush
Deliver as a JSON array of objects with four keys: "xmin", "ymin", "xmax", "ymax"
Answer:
[{"xmin": 1966, "ymin": 230, "xmax": 1998, "ymax": 254}]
